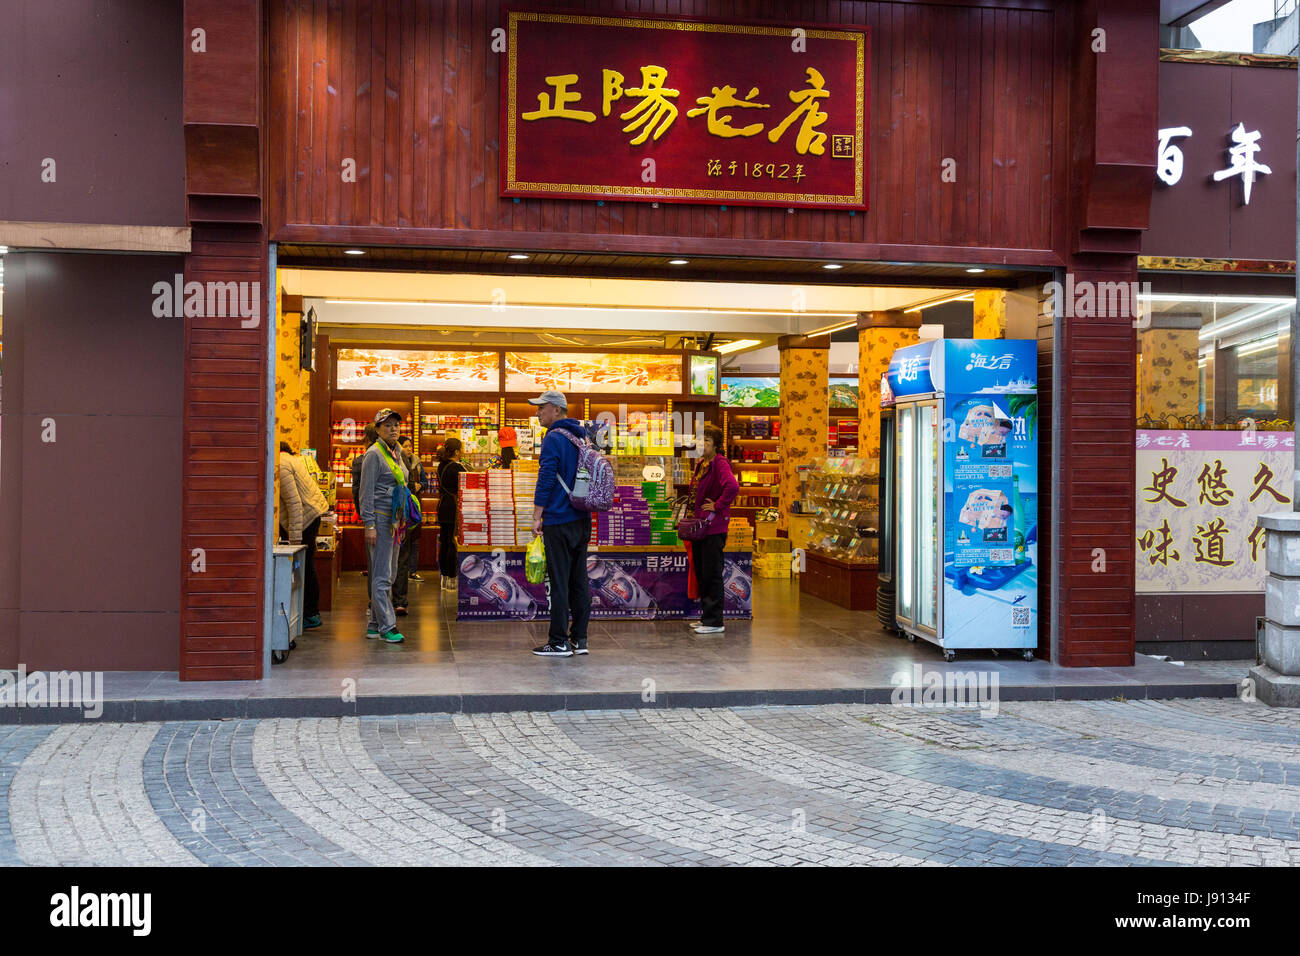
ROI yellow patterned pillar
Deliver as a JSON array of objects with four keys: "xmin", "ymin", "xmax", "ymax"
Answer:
[
  {"xmin": 1137, "ymin": 312, "xmax": 1200, "ymax": 423},
  {"xmin": 778, "ymin": 334, "xmax": 829, "ymax": 532},
  {"xmin": 973, "ymin": 289, "xmax": 1007, "ymax": 339},
  {"xmin": 857, "ymin": 311, "xmax": 921, "ymax": 462},
  {"xmin": 275, "ymin": 291, "xmax": 311, "ymax": 452}
]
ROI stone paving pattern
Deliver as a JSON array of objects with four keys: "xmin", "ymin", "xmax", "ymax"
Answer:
[{"xmin": 2, "ymin": 698, "xmax": 1299, "ymax": 866}]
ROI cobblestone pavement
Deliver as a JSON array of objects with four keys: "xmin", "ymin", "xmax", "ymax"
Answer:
[{"xmin": 2, "ymin": 698, "xmax": 1299, "ymax": 866}]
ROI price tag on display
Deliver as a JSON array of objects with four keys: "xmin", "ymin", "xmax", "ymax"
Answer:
[{"xmin": 642, "ymin": 464, "xmax": 666, "ymax": 481}]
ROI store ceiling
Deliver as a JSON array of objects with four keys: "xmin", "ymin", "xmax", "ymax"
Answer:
[{"xmin": 276, "ymin": 243, "xmax": 1036, "ymax": 289}]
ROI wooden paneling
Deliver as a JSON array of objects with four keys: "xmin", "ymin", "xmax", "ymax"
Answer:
[
  {"xmin": 267, "ymin": 0, "xmax": 1061, "ymax": 262},
  {"xmin": 181, "ymin": 0, "xmax": 269, "ymax": 681},
  {"xmin": 181, "ymin": 223, "xmax": 268, "ymax": 680}
]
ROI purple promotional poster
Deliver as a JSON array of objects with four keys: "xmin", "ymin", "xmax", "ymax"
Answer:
[{"xmin": 457, "ymin": 549, "xmax": 752, "ymax": 621}]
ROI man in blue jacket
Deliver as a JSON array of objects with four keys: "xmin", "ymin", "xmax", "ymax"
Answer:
[{"xmin": 529, "ymin": 390, "xmax": 590, "ymax": 658}]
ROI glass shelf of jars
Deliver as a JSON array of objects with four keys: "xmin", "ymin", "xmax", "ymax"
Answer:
[{"xmin": 804, "ymin": 457, "xmax": 880, "ymax": 565}]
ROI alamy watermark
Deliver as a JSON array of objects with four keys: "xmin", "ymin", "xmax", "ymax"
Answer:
[
  {"xmin": 890, "ymin": 664, "xmax": 1000, "ymax": 717},
  {"xmin": 151, "ymin": 274, "xmax": 261, "ymax": 327},
  {"xmin": 0, "ymin": 664, "xmax": 104, "ymax": 719},
  {"xmin": 1043, "ymin": 275, "xmax": 1152, "ymax": 325}
]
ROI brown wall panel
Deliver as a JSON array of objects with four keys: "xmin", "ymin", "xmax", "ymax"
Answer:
[
  {"xmin": 266, "ymin": 0, "xmax": 1061, "ymax": 261},
  {"xmin": 0, "ymin": 252, "xmax": 184, "ymax": 670},
  {"xmin": 0, "ymin": 0, "xmax": 186, "ymax": 227}
]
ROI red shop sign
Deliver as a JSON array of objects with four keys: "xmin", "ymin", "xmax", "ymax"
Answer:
[{"xmin": 502, "ymin": 10, "xmax": 869, "ymax": 209}]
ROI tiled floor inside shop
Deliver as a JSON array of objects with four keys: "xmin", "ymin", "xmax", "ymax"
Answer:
[{"xmin": 19, "ymin": 573, "xmax": 1248, "ymax": 720}]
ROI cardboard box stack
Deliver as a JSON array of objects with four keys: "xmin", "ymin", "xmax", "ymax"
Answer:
[
  {"xmin": 513, "ymin": 460, "xmax": 539, "ymax": 545},
  {"xmin": 487, "ymin": 469, "xmax": 515, "ymax": 545},
  {"xmin": 459, "ymin": 472, "xmax": 489, "ymax": 545},
  {"xmin": 645, "ymin": 479, "xmax": 678, "ymax": 546},
  {"xmin": 728, "ymin": 516, "xmax": 755, "ymax": 552},
  {"xmin": 753, "ymin": 535, "xmax": 792, "ymax": 578},
  {"xmin": 597, "ymin": 486, "xmax": 654, "ymax": 545}
]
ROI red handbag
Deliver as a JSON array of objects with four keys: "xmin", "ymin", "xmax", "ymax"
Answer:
[{"xmin": 685, "ymin": 540, "xmax": 700, "ymax": 600}]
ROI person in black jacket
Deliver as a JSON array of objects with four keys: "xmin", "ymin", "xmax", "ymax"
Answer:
[{"xmin": 436, "ymin": 437, "xmax": 468, "ymax": 592}]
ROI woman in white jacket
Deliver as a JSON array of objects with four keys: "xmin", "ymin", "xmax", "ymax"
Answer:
[{"xmin": 279, "ymin": 442, "xmax": 329, "ymax": 629}]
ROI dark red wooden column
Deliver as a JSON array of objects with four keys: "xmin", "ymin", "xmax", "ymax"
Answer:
[
  {"xmin": 180, "ymin": 0, "xmax": 267, "ymax": 679},
  {"xmin": 1049, "ymin": 0, "xmax": 1157, "ymax": 667}
]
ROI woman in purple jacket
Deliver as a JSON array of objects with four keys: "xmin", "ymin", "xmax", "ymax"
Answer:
[{"xmin": 691, "ymin": 424, "xmax": 740, "ymax": 634}]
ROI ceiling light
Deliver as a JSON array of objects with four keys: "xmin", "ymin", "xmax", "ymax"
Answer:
[
  {"xmin": 1197, "ymin": 303, "xmax": 1292, "ymax": 341},
  {"xmin": 822, "ymin": 263, "xmax": 843, "ymax": 270},
  {"xmin": 716, "ymin": 339, "xmax": 761, "ymax": 354},
  {"xmin": 1235, "ymin": 336, "xmax": 1280, "ymax": 358},
  {"xmin": 343, "ymin": 249, "xmax": 365, "ymax": 256},
  {"xmin": 0, "ymin": 246, "xmax": 8, "ymax": 255},
  {"xmin": 1140, "ymin": 293, "xmax": 1294, "ymax": 305},
  {"xmin": 904, "ymin": 292, "xmax": 975, "ymax": 314},
  {"xmin": 668, "ymin": 259, "xmax": 689, "ymax": 265},
  {"xmin": 322, "ymin": 298, "xmax": 855, "ymax": 318},
  {"xmin": 807, "ymin": 320, "xmax": 858, "ymax": 336},
  {"xmin": 508, "ymin": 253, "xmax": 530, "ymax": 260},
  {"xmin": 965, "ymin": 268, "xmax": 985, "ymax": 274}
]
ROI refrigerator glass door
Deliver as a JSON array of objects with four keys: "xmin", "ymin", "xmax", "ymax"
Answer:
[
  {"xmin": 917, "ymin": 402, "xmax": 939, "ymax": 633},
  {"xmin": 896, "ymin": 405, "xmax": 914, "ymax": 624}
]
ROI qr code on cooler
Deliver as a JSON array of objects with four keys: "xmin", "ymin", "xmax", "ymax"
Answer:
[
  {"xmin": 988, "ymin": 548, "xmax": 1012, "ymax": 562},
  {"xmin": 1011, "ymin": 606, "xmax": 1030, "ymax": 627}
]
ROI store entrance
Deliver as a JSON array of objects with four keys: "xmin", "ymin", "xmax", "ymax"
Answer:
[{"xmin": 266, "ymin": 260, "xmax": 982, "ymax": 686}]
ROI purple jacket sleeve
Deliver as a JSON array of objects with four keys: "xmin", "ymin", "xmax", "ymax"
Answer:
[{"xmin": 711, "ymin": 457, "xmax": 739, "ymax": 509}]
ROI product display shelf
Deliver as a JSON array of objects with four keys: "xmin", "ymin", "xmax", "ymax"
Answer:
[{"xmin": 798, "ymin": 457, "xmax": 881, "ymax": 611}]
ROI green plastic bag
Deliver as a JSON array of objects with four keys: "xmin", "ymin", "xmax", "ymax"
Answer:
[{"xmin": 525, "ymin": 534, "xmax": 547, "ymax": 584}]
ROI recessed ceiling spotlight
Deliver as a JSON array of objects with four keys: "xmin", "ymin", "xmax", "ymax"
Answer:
[
  {"xmin": 966, "ymin": 267, "xmax": 986, "ymax": 274},
  {"xmin": 343, "ymin": 249, "xmax": 365, "ymax": 255},
  {"xmin": 669, "ymin": 259, "xmax": 689, "ymax": 265},
  {"xmin": 822, "ymin": 263, "xmax": 843, "ymax": 270},
  {"xmin": 508, "ymin": 253, "xmax": 530, "ymax": 260}
]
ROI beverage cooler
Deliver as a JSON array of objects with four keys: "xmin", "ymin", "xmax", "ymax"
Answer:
[{"xmin": 884, "ymin": 339, "xmax": 1039, "ymax": 661}]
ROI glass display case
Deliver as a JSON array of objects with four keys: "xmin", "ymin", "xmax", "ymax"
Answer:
[{"xmin": 804, "ymin": 457, "xmax": 880, "ymax": 565}]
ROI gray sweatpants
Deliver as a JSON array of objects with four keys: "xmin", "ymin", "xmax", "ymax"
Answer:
[{"xmin": 366, "ymin": 513, "xmax": 400, "ymax": 634}]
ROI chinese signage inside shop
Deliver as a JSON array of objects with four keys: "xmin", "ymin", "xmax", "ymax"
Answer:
[
  {"xmin": 503, "ymin": 10, "xmax": 867, "ymax": 208},
  {"xmin": 1136, "ymin": 430, "xmax": 1294, "ymax": 594}
]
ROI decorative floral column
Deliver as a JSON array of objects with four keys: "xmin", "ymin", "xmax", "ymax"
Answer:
[
  {"xmin": 778, "ymin": 334, "xmax": 829, "ymax": 533},
  {"xmin": 1137, "ymin": 312, "xmax": 1200, "ymax": 423},
  {"xmin": 973, "ymin": 290, "xmax": 1007, "ymax": 339},
  {"xmin": 275, "ymin": 290, "xmax": 310, "ymax": 451},
  {"xmin": 857, "ymin": 311, "xmax": 921, "ymax": 462}
]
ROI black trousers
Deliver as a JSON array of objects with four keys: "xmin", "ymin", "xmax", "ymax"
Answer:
[
  {"xmin": 542, "ymin": 518, "xmax": 591, "ymax": 646},
  {"xmin": 694, "ymin": 532, "xmax": 727, "ymax": 627},
  {"xmin": 438, "ymin": 521, "xmax": 458, "ymax": 577}
]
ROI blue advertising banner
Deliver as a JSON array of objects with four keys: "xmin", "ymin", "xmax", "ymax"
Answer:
[
  {"xmin": 939, "ymin": 343, "xmax": 1038, "ymax": 648},
  {"xmin": 886, "ymin": 338, "xmax": 1038, "ymax": 401},
  {"xmin": 457, "ymin": 548, "xmax": 753, "ymax": 621}
]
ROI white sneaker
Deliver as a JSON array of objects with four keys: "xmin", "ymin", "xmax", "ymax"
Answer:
[{"xmin": 693, "ymin": 625, "xmax": 725, "ymax": 634}]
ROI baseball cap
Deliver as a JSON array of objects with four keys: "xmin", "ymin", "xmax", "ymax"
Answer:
[
  {"xmin": 373, "ymin": 408, "xmax": 402, "ymax": 425},
  {"xmin": 527, "ymin": 390, "xmax": 567, "ymax": 410},
  {"xmin": 498, "ymin": 426, "xmax": 518, "ymax": 448}
]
